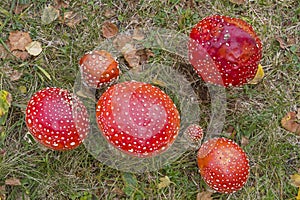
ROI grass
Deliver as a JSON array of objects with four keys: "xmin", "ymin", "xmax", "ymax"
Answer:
[{"xmin": 0, "ymin": 0, "xmax": 300, "ymax": 199}]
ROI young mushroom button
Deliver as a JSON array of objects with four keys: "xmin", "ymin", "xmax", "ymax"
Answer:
[
  {"xmin": 197, "ymin": 137, "xmax": 250, "ymax": 194},
  {"xmin": 189, "ymin": 15, "xmax": 263, "ymax": 87},
  {"xmin": 79, "ymin": 50, "xmax": 120, "ymax": 88},
  {"xmin": 96, "ymin": 81, "xmax": 180, "ymax": 158},
  {"xmin": 25, "ymin": 87, "xmax": 89, "ymax": 151}
]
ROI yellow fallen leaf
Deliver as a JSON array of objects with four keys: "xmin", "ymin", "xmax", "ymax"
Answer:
[
  {"xmin": 157, "ymin": 176, "xmax": 171, "ymax": 189},
  {"xmin": 248, "ymin": 64, "xmax": 264, "ymax": 84},
  {"xmin": 297, "ymin": 187, "xmax": 300, "ymax": 200},
  {"xmin": 281, "ymin": 112, "xmax": 300, "ymax": 135},
  {"xmin": 25, "ymin": 41, "xmax": 42, "ymax": 56},
  {"xmin": 291, "ymin": 173, "xmax": 300, "ymax": 187}
]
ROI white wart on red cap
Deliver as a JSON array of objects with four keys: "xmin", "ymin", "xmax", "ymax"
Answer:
[
  {"xmin": 96, "ymin": 81, "xmax": 180, "ymax": 157},
  {"xmin": 25, "ymin": 87, "xmax": 89, "ymax": 150},
  {"xmin": 189, "ymin": 15, "xmax": 262, "ymax": 87},
  {"xmin": 197, "ymin": 137, "xmax": 250, "ymax": 194},
  {"xmin": 79, "ymin": 50, "xmax": 120, "ymax": 88}
]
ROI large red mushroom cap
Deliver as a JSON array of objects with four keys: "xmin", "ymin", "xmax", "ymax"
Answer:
[
  {"xmin": 25, "ymin": 87, "xmax": 89, "ymax": 150},
  {"xmin": 189, "ymin": 15, "xmax": 262, "ymax": 87},
  {"xmin": 79, "ymin": 50, "xmax": 120, "ymax": 88},
  {"xmin": 96, "ymin": 81, "xmax": 180, "ymax": 157},
  {"xmin": 197, "ymin": 137, "xmax": 250, "ymax": 194}
]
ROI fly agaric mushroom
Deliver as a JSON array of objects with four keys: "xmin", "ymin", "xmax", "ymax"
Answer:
[
  {"xmin": 184, "ymin": 124, "xmax": 204, "ymax": 147},
  {"xmin": 96, "ymin": 81, "xmax": 180, "ymax": 157},
  {"xmin": 79, "ymin": 50, "xmax": 120, "ymax": 88},
  {"xmin": 189, "ymin": 15, "xmax": 262, "ymax": 87},
  {"xmin": 197, "ymin": 137, "xmax": 250, "ymax": 193},
  {"xmin": 25, "ymin": 87, "xmax": 89, "ymax": 150}
]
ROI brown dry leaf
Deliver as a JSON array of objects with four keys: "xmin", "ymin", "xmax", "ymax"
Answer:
[
  {"xmin": 12, "ymin": 50, "xmax": 30, "ymax": 61},
  {"xmin": 157, "ymin": 176, "xmax": 171, "ymax": 189},
  {"xmin": 54, "ymin": 0, "xmax": 69, "ymax": 9},
  {"xmin": 276, "ymin": 37, "xmax": 288, "ymax": 49},
  {"xmin": 241, "ymin": 136, "xmax": 249, "ymax": 147},
  {"xmin": 136, "ymin": 48, "xmax": 154, "ymax": 64},
  {"xmin": 5, "ymin": 178, "xmax": 21, "ymax": 186},
  {"xmin": 225, "ymin": 125, "xmax": 237, "ymax": 139},
  {"xmin": 1, "ymin": 66, "xmax": 23, "ymax": 81},
  {"xmin": 281, "ymin": 112, "xmax": 300, "ymax": 135},
  {"xmin": 14, "ymin": 3, "xmax": 30, "ymax": 14},
  {"xmin": 8, "ymin": 31, "xmax": 32, "ymax": 51},
  {"xmin": 197, "ymin": 191, "xmax": 213, "ymax": 200},
  {"xmin": 62, "ymin": 11, "xmax": 84, "ymax": 28},
  {"xmin": 132, "ymin": 28, "xmax": 145, "ymax": 41},
  {"xmin": 104, "ymin": 8, "xmax": 116, "ymax": 18},
  {"xmin": 291, "ymin": 173, "xmax": 300, "ymax": 187},
  {"xmin": 25, "ymin": 41, "xmax": 42, "ymax": 56},
  {"xmin": 113, "ymin": 35, "xmax": 132, "ymax": 51},
  {"xmin": 102, "ymin": 21, "xmax": 118, "ymax": 39},
  {"xmin": 121, "ymin": 44, "xmax": 140, "ymax": 68},
  {"xmin": 0, "ymin": 185, "xmax": 5, "ymax": 200},
  {"xmin": 229, "ymin": 0, "xmax": 246, "ymax": 4}
]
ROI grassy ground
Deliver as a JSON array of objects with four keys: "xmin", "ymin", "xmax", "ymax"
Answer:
[{"xmin": 0, "ymin": 0, "xmax": 300, "ymax": 199}]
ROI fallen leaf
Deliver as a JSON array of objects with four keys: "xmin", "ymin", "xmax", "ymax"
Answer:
[
  {"xmin": 104, "ymin": 8, "xmax": 116, "ymax": 18},
  {"xmin": 54, "ymin": 0, "xmax": 69, "ymax": 9},
  {"xmin": 0, "ymin": 185, "xmax": 5, "ymax": 200},
  {"xmin": 225, "ymin": 125, "xmax": 237, "ymax": 139},
  {"xmin": 113, "ymin": 35, "xmax": 132, "ymax": 51},
  {"xmin": 14, "ymin": 3, "xmax": 30, "ymax": 14},
  {"xmin": 248, "ymin": 64, "xmax": 264, "ymax": 84},
  {"xmin": 157, "ymin": 176, "xmax": 171, "ymax": 189},
  {"xmin": 25, "ymin": 41, "xmax": 42, "ymax": 56},
  {"xmin": 111, "ymin": 187, "xmax": 125, "ymax": 197},
  {"xmin": 8, "ymin": 31, "xmax": 32, "ymax": 51},
  {"xmin": 102, "ymin": 21, "xmax": 118, "ymax": 39},
  {"xmin": 121, "ymin": 44, "xmax": 140, "ymax": 68},
  {"xmin": 41, "ymin": 5, "xmax": 60, "ymax": 25},
  {"xmin": 61, "ymin": 11, "xmax": 84, "ymax": 28},
  {"xmin": 132, "ymin": 28, "xmax": 145, "ymax": 41},
  {"xmin": 291, "ymin": 173, "xmax": 300, "ymax": 187},
  {"xmin": 0, "ymin": 90, "xmax": 12, "ymax": 126},
  {"xmin": 297, "ymin": 188, "xmax": 300, "ymax": 200},
  {"xmin": 1, "ymin": 66, "xmax": 23, "ymax": 81},
  {"xmin": 5, "ymin": 178, "xmax": 21, "ymax": 186},
  {"xmin": 197, "ymin": 191, "xmax": 213, "ymax": 200},
  {"xmin": 281, "ymin": 112, "xmax": 300, "ymax": 135},
  {"xmin": 12, "ymin": 50, "xmax": 30, "ymax": 61},
  {"xmin": 136, "ymin": 48, "xmax": 154, "ymax": 64},
  {"xmin": 229, "ymin": 0, "xmax": 246, "ymax": 4},
  {"xmin": 241, "ymin": 136, "xmax": 249, "ymax": 147}
]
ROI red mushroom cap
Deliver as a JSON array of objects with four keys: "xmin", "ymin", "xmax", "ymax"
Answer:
[
  {"xmin": 25, "ymin": 87, "xmax": 89, "ymax": 150},
  {"xmin": 79, "ymin": 50, "xmax": 120, "ymax": 88},
  {"xmin": 189, "ymin": 15, "xmax": 262, "ymax": 87},
  {"xmin": 184, "ymin": 124, "xmax": 204, "ymax": 144},
  {"xmin": 96, "ymin": 81, "xmax": 180, "ymax": 157},
  {"xmin": 197, "ymin": 137, "xmax": 250, "ymax": 194}
]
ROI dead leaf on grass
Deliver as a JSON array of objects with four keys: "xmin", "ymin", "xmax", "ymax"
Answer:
[
  {"xmin": 196, "ymin": 191, "xmax": 213, "ymax": 200},
  {"xmin": 121, "ymin": 44, "xmax": 140, "ymax": 68},
  {"xmin": 41, "ymin": 5, "xmax": 60, "ymax": 25},
  {"xmin": 104, "ymin": 8, "xmax": 116, "ymax": 18},
  {"xmin": 276, "ymin": 37, "xmax": 288, "ymax": 49},
  {"xmin": 291, "ymin": 173, "xmax": 300, "ymax": 187},
  {"xmin": 54, "ymin": 0, "xmax": 69, "ymax": 9},
  {"xmin": 248, "ymin": 64, "xmax": 264, "ymax": 84},
  {"xmin": 132, "ymin": 28, "xmax": 145, "ymax": 41},
  {"xmin": 113, "ymin": 35, "xmax": 132, "ymax": 51},
  {"xmin": 241, "ymin": 136, "xmax": 249, "ymax": 147},
  {"xmin": 229, "ymin": 0, "xmax": 246, "ymax": 4},
  {"xmin": 25, "ymin": 41, "xmax": 42, "ymax": 56},
  {"xmin": 0, "ymin": 185, "xmax": 5, "ymax": 200},
  {"xmin": 225, "ymin": 125, "xmax": 237, "ymax": 139},
  {"xmin": 5, "ymin": 178, "xmax": 21, "ymax": 186},
  {"xmin": 281, "ymin": 111, "xmax": 300, "ymax": 135},
  {"xmin": 157, "ymin": 176, "xmax": 171, "ymax": 189},
  {"xmin": 12, "ymin": 50, "xmax": 30, "ymax": 61},
  {"xmin": 102, "ymin": 21, "xmax": 118, "ymax": 39},
  {"xmin": 1, "ymin": 66, "xmax": 23, "ymax": 81},
  {"xmin": 61, "ymin": 11, "xmax": 85, "ymax": 28},
  {"xmin": 8, "ymin": 31, "xmax": 32, "ymax": 51}
]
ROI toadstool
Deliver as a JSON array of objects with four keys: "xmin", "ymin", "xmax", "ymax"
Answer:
[
  {"xmin": 25, "ymin": 87, "xmax": 89, "ymax": 150},
  {"xmin": 197, "ymin": 137, "xmax": 250, "ymax": 193},
  {"xmin": 184, "ymin": 124, "xmax": 204, "ymax": 147},
  {"xmin": 79, "ymin": 50, "xmax": 120, "ymax": 88},
  {"xmin": 96, "ymin": 81, "xmax": 180, "ymax": 157},
  {"xmin": 189, "ymin": 15, "xmax": 262, "ymax": 87}
]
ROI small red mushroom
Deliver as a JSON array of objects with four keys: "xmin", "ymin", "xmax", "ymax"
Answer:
[
  {"xmin": 79, "ymin": 50, "xmax": 120, "ymax": 88},
  {"xmin": 96, "ymin": 81, "xmax": 180, "ymax": 157},
  {"xmin": 189, "ymin": 15, "xmax": 262, "ymax": 87},
  {"xmin": 184, "ymin": 124, "xmax": 204, "ymax": 145},
  {"xmin": 197, "ymin": 137, "xmax": 250, "ymax": 193},
  {"xmin": 25, "ymin": 87, "xmax": 89, "ymax": 150}
]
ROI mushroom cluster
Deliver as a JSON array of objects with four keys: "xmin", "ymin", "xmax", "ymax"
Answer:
[{"xmin": 189, "ymin": 15, "xmax": 262, "ymax": 87}]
